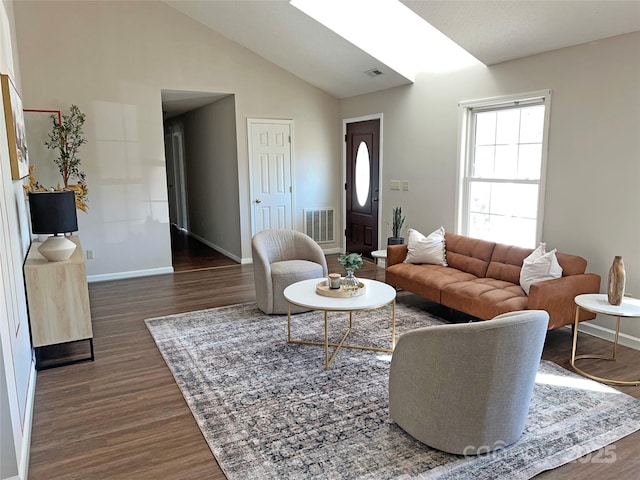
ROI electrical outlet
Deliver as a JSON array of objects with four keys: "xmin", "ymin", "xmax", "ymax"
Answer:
[{"xmin": 86, "ymin": 250, "xmax": 94, "ymax": 259}]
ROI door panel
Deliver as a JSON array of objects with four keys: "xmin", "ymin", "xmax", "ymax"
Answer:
[
  {"xmin": 164, "ymin": 132, "xmax": 188, "ymax": 230},
  {"xmin": 249, "ymin": 121, "xmax": 293, "ymax": 234},
  {"xmin": 164, "ymin": 133, "xmax": 177, "ymax": 225},
  {"xmin": 346, "ymin": 119, "xmax": 380, "ymax": 258}
]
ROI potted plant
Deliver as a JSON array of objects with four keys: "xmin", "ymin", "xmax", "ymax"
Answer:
[
  {"xmin": 43, "ymin": 104, "xmax": 89, "ymax": 211},
  {"xmin": 387, "ymin": 206, "xmax": 406, "ymax": 245},
  {"xmin": 338, "ymin": 252, "xmax": 363, "ymax": 291}
]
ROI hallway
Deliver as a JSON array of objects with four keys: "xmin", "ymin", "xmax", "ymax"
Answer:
[{"xmin": 170, "ymin": 226, "xmax": 237, "ymax": 272}]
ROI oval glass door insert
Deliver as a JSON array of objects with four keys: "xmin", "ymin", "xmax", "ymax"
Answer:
[{"xmin": 355, "ymin": 141, "xmax": 370, "ymax": 207}]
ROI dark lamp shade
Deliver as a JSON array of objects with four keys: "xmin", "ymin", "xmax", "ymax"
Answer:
[{"xmin": 28, "ymin": 191, "xmax": 78, "ymax": 235}]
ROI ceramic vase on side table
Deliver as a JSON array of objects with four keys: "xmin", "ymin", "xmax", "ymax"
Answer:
[{"xmin": 607, "ymin": 256, "xmax": 625, "ymax": 306}]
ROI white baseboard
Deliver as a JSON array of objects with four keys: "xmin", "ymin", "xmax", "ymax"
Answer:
[
  {"xmin": 87, "ymin": 267, "xmax": 174, "ymax": 283},
  {"xmin": 188, "ymin": 232, "xmax": 243, "ymax": 264},
  {"xmin": 374, "ymin": 259, "xmax": 387, "ymax": 269},
  {"xmin": 11, "ymin": 361, "xmax": 37, "ymax": 480},
  {"xmin": 84, "ymin": 243, "xmax": 345, "ymax": 281},
  {"xmin": 578, "ymin": 321, "xmax": 640, "ymax": 351}
]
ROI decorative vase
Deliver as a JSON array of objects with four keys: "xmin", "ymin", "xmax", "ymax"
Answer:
[
  {"xmin": 607, "ymin": 256, "xmax": 625, "ymax": 306},
  {"xmin": 342, "ymin": 268, "xmax": 360, "ymax": 291}
]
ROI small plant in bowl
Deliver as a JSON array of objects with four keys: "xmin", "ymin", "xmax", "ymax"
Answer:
[{"xmin": 338, "ymin": 252, "xmax": 363, "ymax": 272}]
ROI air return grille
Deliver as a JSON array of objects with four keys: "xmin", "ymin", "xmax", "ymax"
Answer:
[{"xmin": 303, "ymin": 208, "xmax": 334, "ymax": 243}]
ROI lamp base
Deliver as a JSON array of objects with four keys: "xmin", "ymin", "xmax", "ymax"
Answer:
[{"xmin": 38, "ymin": 235, "xmax": 76, "ymax": 262}]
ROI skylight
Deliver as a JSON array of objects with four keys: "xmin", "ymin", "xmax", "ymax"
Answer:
[{"xmin": 290, "ymin": 0, "xmax": 479, "ymax": 80}]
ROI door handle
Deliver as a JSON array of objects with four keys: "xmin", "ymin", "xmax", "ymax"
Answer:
[{"xmin": 255, "ymin": 198, "xmax": 262, "ymax": 204}]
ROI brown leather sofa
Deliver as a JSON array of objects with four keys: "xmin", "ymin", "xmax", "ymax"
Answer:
[{"xmin": 385, "ymin": 232, "xmax": 601, "ymax": 329}]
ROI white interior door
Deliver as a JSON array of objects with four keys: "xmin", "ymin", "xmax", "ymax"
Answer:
[
  {"xmin": 165, "ymin": 132, "xmax": 188, "ymax": 230},
  {"xmin": 171, "ymin": 132, "xmax": 188, "ymax": 230},
  {"xmin": 164, "ymin": 133, "xmax": 177, "ymax": 225},
  {"xmin": 248, "ymin": 119, "xmax": 293, "ymax": 234}
]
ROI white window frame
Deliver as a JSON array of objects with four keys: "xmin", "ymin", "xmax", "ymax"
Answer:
[{"xmin": 455, "ymin": 90, "xmax": 552, "ymax": 248}]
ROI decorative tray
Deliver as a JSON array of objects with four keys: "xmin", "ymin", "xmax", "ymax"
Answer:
[{"xmin": 316, "ymin": 280, "xmax": 366, "ymax": 298}]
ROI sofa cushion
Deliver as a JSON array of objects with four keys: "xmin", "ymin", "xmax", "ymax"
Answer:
[
  {"xmin": 444, "ymin": 233, "xmax": 495, "ymax": 278},
  {"xmin": 441, "ymin": 278, "xmax": 528, "ymax": 320},
  {"xmin": 385, "ymin": 263, "xmax": 477, "ymax": 303},
  {"xmin": 486, "ymin": 243, "xmax": 534, "ymax": 284},
  {"xmin": 404, "ymin": 227, "xmax": 447, "ymax": 266}
]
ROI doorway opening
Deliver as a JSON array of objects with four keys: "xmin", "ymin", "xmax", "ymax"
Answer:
[{"xmin": 161, "ymin": 90, "xmax": 239, "ymax": 272}]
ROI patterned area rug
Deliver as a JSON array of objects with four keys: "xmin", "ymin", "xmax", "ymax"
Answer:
[{"xmin": 145, "ymin": 302, "xmax": 640, "ymax": 479}]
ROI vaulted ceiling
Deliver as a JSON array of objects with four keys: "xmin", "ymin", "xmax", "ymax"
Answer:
[{"xmin": 163, "ymin": 0, "xmax": 640, "ymax": 103}]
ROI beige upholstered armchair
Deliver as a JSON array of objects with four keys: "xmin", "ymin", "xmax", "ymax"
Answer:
[
  {"xmin": 389, "ymin": 310, "xmax": 549, "ymax": 455},
  {"xmin": 252, "ymin": 229, "xmax": 328, "ymax": 314}
]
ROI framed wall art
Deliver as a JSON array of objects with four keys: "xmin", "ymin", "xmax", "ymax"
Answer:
[{"xmin": 1, "ymin": 73, "xmax": 29, "ymax": 179}]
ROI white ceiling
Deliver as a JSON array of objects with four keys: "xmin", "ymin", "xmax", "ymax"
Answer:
[
  {"xmin": 404, "ymin": 0, "xmax": 640, "ymax": 66},
  {"xmin": 163, "ymin": 0, "xmax": 640, "ymax": 108},
  {"xmin": 161, "ymin": 90, "xmax": 230, "ymax": 119}
]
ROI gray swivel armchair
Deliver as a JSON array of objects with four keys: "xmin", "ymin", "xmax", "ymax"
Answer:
[
  {"xmin": 252, "ymin": 229, "xmax": 328, "ymax": 314},
  {"xmin": 389, "ymin": 310, "xmax": 549, "ymax": 455}
]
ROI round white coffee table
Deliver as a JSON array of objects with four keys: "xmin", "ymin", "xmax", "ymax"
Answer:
[
  {"xmin": 284, "ymin": 277, "xmax": 396, "ymax": 369},
  {"xmin": 571, "ymin": 293, "xmax": 640, "ymax": 385}
]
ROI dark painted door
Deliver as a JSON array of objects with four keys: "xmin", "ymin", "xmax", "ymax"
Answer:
[{"xmin": 345, "ymin": 119, "xmax": 380, "ymax": 259}]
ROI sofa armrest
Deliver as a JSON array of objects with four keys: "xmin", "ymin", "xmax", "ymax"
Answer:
[
  {"xmin": 528, "ymin": 273, "xmax": 601, "ymax": 329},
  {"xmin": 386, "ymin": 244, "xmax": 408, "ymax": 267}
]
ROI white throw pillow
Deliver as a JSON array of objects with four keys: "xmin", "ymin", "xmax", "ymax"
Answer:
[
  {"xmin": 519, "ymin": 243, "xmax": 563, "ymax": 295},
  {"xmin": 404, "ymin": 227, "xmax": 447, "ymax": 266}
]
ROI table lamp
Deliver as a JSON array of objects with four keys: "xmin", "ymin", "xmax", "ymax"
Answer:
[{"xmin": 28, "ymin": 191, "xmax": 78, "ymax": 262}]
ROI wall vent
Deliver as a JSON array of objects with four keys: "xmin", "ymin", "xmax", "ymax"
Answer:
[
  {"xmin": 303, "ymin": 208, "xmax": 334, "ymax": 243},
  {"xmin": 364, "ymin": 68, "xmax": 384, "ymax": 77}
]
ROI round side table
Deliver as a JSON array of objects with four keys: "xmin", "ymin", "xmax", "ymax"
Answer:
[
  {"xmin": 371, "ymin": 249, "xmax": 387, "ymax": 264},
  {"xmin": 371, "ymin": 249, "xmax": 387, "ymax": 279},
  {"xmin": 571, "ymin": 293, "xmax": 640, "ymax": 385}
]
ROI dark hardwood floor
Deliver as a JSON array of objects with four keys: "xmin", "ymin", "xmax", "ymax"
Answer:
[
  {"xmin": 171, "ymin": 226, "xmax": 237, "ymax": 272},
  {"xmin": 28, "ymin": 254, "xmax": 640, "ymax": 479}
]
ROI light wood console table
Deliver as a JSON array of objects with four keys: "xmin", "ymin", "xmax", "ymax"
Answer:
[{"xmin": 24, "ymin": 236, "xmax": 94, "ymax": 369}]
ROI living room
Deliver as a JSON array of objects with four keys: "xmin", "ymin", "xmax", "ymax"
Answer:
[{"xmin": 1, "ymin": 1, "xmax": 639, "ymax": 479}]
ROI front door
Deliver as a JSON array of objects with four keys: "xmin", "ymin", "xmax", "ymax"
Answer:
[
  {"xmin": 248, "ymin": 119, "xmax": 293, "ymax": 235},
  {"xmin": 345, "ymin": 119, "xmax": 380, "ymax": 259}
]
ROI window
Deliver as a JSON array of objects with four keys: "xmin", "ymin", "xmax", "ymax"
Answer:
[
  {"xmin": 456, "ymin": 91, "xmax": 551, "ymax": 248},
  {"xmin": 354, "ymin": 141, "xmax": 371, "ymax": 207}
]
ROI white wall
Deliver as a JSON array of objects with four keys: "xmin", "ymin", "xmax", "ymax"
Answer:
[
  {"xmin": 13, "ymin": 0, "xmax": 341, "ymax": 277},
  {"xmin": 341, "ymin": 32, "xmax": 640, "ymax": 346},
  {"xmin": 0, "ymin": 1, "xmax": 36, "ymax": 478}
]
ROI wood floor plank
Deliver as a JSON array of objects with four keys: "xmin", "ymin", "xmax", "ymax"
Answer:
[{"xmin": 28, "ymin": 254, "xmax": 640, "ymax": 479}]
